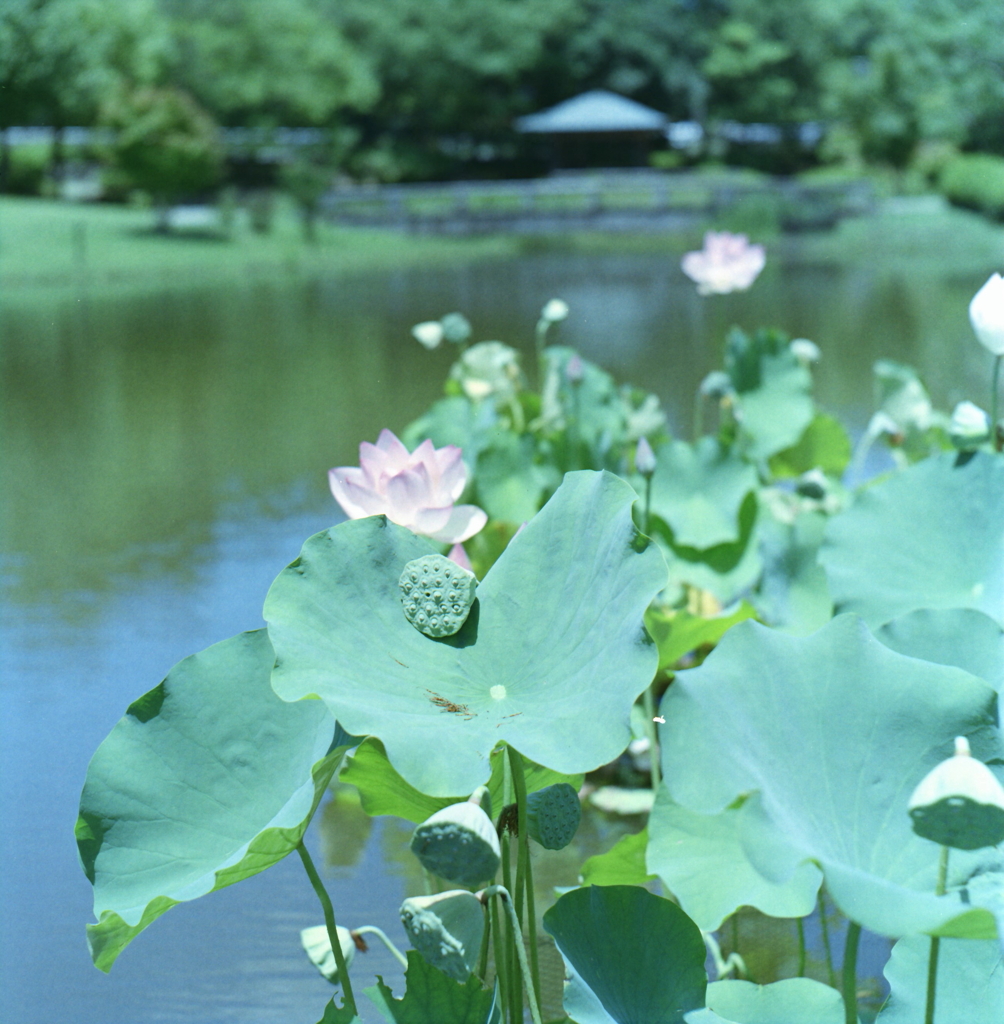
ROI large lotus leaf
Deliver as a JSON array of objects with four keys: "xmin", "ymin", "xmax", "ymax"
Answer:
[
  {"xmin": 76, "ymin": 630, "xmax": 345, "ymax": 971},
  {"xmin": 755, "ymin": 510, "xmax": 833, "ymax": 635},
  {"xmin": 402, "ymin": 396, "xmax": 499, "ymax": 466},
  {"xmin": 266, "ymin": 471, "xmax": 666, "ymax": 796},
  {"xmin": 645, "ymin": 603, "xmax": 758, "ymax": 674},
  {"xmin": 768, "ymin": 413, "xmax": 852, "ymax": 480},
  {"xmin": 876, "ymin": 936, "xmax": 1004, "ymax": 1023},
  {"xmin": 876, "ymin": 608, "xmax": 1004, "ymax": 692},
  {"xmin": 684, "ymin": 978, "xmax": 845, "ymax": 1024},
  {"xmin": 647, "ymin": 788, "xmax": 821, "ymax": 932},
  {"xmin": 542, "ymin": 885, "xmax": 707, "ymax": 1024},
  {"xmin": 579, "ymin": 829, "xmax": 654, "ymax": 887},
  {"xmin": 659, "ymin": 615, "xmax": 1004, "ymax": 939},
  {"xmin": 649, "ymin": 438, "xmax": 759, "ymax": 549},
  {"xmin": 735, "ymin": 352, "xmax": 815, "ymax": 463},
  {"xmin": 340, "ymin": 737, "xmax": 583, "ymax": 823},
  {"xmin": 821, "ymin": 452, "xmax": 1004, "ymax": 627},
  {"xmin": 474, "ymin": 433, "xmax": 550, "ymax": 524},
  {"xmin": 365, "ymin": 951, "xmax": 499, "ymax": 1024}
]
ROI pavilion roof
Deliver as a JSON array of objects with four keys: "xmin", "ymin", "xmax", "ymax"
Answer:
[{"xmin": 515, "ymin": 90, "xmax": 668, "ymax": 134}]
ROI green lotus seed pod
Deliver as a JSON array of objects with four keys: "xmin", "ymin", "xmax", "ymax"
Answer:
[
  {"xmin": 399, "ymin": 554, "xmax": 477, "ymax": 638},
  {"xmin": 400, "ymin": 889, "xmax": 485, "ymax": 981},
  {"xmin": 908, "ymin": 737, "xmax": 1004, "ymax": 850},
  {"xmin": 526, "ymin": 783, "xmax": 581, "ymax": 850},
  {"xmin": 411, "ymin": 801, "xmax": 501, "ymax": 885},
  {"xmin": 300, "ymin": 925, "xmax": 356, "ymax": 985}
]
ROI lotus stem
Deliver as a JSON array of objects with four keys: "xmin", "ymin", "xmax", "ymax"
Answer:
[
  {"xmin": 640, "ymin": 475, "xmax": 661, "ymax": 792},
  {"xmin": 842, "ymin": 921, "xmax": 861, "ymax": 1024},
  {"xmin": 352, "ymin": 926, "xmax": 408, "ymax": 969},
  {"xmin": 819, "ymin": 891, "xmax": 837, "ymax": 989},
  {"xmin": 704, "ymin": 931, "xmax": 746, "ymax": 980},
  {"xmin": 796, "ymin": 916, "xmax": 806, "ymax": 977},
  {"xmin": 508, "ymin": 745, "xmax": 541, "ymax": 1004},
  {"xmin": 477, "ymin": 902, "xmax": 492, "ymax": 982},
  {"xmin": 992, "ymin": 355, "xmax": 1002, "ymax": 450},
  {"xmin": 296, "ymin": 840, "xmax": 356, "ymax": 1014},
  {"xmin": 925, "ymin": 846, "xmax": 950, "ymax": 1024},
  {"xmin": 481, "ymin": 886, "xmax": 544, "ymax": 1024},
  {"xmin": 693, "ymin": 390, "xmax": 703, "ymax": 441},
  {"xmin": 490, "ymin": 892, "xmax": 509, "ymax": 1014},
  {"xmin": 499, "ymin": 793, "xmax": 519, "ymax": 1021}
]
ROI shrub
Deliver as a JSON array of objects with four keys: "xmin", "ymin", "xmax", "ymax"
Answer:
[{"xmin": 939, "ymin": 153, "xmax": 1004, "ymax": 221}]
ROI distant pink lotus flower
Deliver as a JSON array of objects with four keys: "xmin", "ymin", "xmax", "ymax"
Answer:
[
  {"xmin": 329, "ymin": 429, "xmax": 487, "ymax": 544},
  {"xmin": 681, "ymin": 231, "xmax": 766, "ymax": 295}
]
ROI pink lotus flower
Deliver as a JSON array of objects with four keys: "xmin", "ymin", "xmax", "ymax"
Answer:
[
  {"xmin": 329, "ymin": 429, "xmax": 487, "ymax": 544},
  {"xmin": 681, "ymin": 231, "xmax": 766, "ymax": 295}
]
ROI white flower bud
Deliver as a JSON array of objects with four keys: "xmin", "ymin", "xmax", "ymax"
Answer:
[
  {"xmin": 541, "ymin": 298, "xmax": 569, "ymax": 323},
  {"xmin": 412, "ymin": 320, "xmax": 445, "ymax": 349},
  {"xmin": 635, "ymin": 436, "xmax": 657, "ymax": 476},
  {"xmin": 908, "ymin": 736, "xmax": 1004, "ymax": 850},
  {"xmin": 969, "ymin": 274, "xmax": 1004, "ymax": 356},
  {"xmin": 949, "ymin": 401, "xmax": 991, "ymax": 448},
  {"xmin": 790, "ymin": 338, "xmax": 821, "ymax": 365}
]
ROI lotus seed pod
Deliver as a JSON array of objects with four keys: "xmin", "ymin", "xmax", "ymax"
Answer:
[
  {"xmin": 399, "ymin": 554, "xmax": 477, "ymax": 638},
  {"xmin": 526, "ymin": 783, "xmax": 582, "ymax": 850},
  {"xmin": 300, "ymin": 925, "xmax": 356, "ymax": 985},
  {"xmin": 908, "ymin": 736, "xmax": 1004, "ymax": 850},
  {"xmin": 400, "ymin": 889, "xmax": 485, "ymax": 981},
  {"xmin": 411, "ymin": 801, "xmax": 501, "ymax": 885}
]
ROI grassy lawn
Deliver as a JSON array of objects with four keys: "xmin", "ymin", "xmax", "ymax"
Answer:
[{"xmin": 0, "ymin": 195, "xmax": 523, "ymax": 296}]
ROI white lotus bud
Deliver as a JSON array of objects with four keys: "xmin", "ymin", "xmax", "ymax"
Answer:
[
  {"xmin": 411, "ymin": 801, "xmax": 501, "ymax": 885},
  {"xmin": 412, "ymin": 321, "xmax": 445, "ymax": 350},
  {"xmin": 400, "ymin": 554, "xmax": 477, "ymax": 638},
  {"xmin": 440, "ymin": 312, "xmax": 472, "ymax": 344},
  {"xmin": 969, "ymin": 274, "xmax": 1004, "ymax": 356},
  {"xmin": 400, "ymin": 889, "xmax": 485, "ymax": 981},
  {"xmin": 635, "ymin": 436, "xmax": 657, "ymax": 476},
  {"xmin": 541, "ymin": 298, "xmax": 569, "ymax": 323},
  {"xmin": 300, "ymin": 925, "xmax": 356, "ymax": 984},
  {"xmin": 949, "ymin": 401, "xmax": 991, "ymax": 448},
  {"xmin": 699, "ymin": 371, "xmax": 734, "ymax": 400},
  {"xmin": 908, "ymin": 736, "xmax": 1004, "ymax": 850},
  {"xmin": 790, "ymin": 338, "xmax": 821, "ymax": 365}
]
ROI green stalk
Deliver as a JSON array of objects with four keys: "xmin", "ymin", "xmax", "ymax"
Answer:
[
  {"xmin": 490, "ymin": 894, "xmax": 509, "ymax": 1015},
  {"xmin": 819, "ymin": 891, "xmax": 837, "ymax": 989},
  {"xmin": 992, "ymin": 355, "xmax": 1002, "ymax": 450},
  {"xmin": 796, "ymin": 917, "xmax": 806, "ymax": 977},
  {"xmin": 640, "ymin": 472, "xmax": 661, "ymax": 791},
  {"xmin": 297, "ymin": 840, "xmax": 356, "ymax": 1014},
  {"xmin": 482, "ymin": 886, "xmax": 544, "ymax": 1024},
  {"xmin": 501, "ymin": 754, "xmax": 519, "ymax": 1023},
  {"xmin": 842, "ymin": 921, "xmax": 862, "ymax": 1024},
  {"xmin": 925, "ymin": 846, "xmax": 950, "ymax": 1024},
  {"xmin": 534, "ymin": 320, "xmax": 548, "ymax": 391},
  {"xmin": 476, "ymin": 902, "xmax": 492, "ymax": 982},
  {"xmin": 509, "ymin": 746, "xmax": 541, "ymax": 1004}
]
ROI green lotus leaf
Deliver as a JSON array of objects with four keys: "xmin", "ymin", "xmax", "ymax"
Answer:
[
  {"xmin": 341, "ymin": 737, "xmax": 583, "ymax": 824},
  {"xmin": 649, "ymin": 438, "xmax": 759, "ymax": 549},
  {"xmin": 402, "ymin": 395, "xmax": 499, "ymax": 465},
  {"xmin": 755, "ymin": 510, "xmax": 833, "ymax": 635},
  {"xmin": 876, "ymin": 935, "xmax": 1004, "ymax": 1023},
  {"xmin": 821, "ymin": 452, "xmax": 1004, "ymax": 627},
  {"xmin": 659, "ymin": 615, "xmax": 1004, "ymax": 939},
  {"xmin": 579, "ymin": 829, "xmax": 653, "ymax": 887},
  {"xmin": 684, "ymin": 978, "xmax": 845, "ymax": 1024},
  {"xmin": 734, "ymin": 351, "xmax": 815, "ymax": 463},
  {"xmin": 542, "ymin": 885, "xmax": 707, "ymax": 1024},
  {"xmin": 77, "ymin": 630, "xmax": 346, "ymax": 971},
  {"xmin": 768, "ymin": 413, "xmax": 852, "ymax": 480},
  {"xmin": 644, "ymin": 603, "xmax": 758, "ymax": 673},
  {"xmin": 647, "ymin": 788, "xmax": 821, "ymax": 932},
  {"xmin": 315, "ymin": 999, "xmax": 363, "ymax": 1024},
  {"xmin": 364, "ymin": 950, "xmax": 499, "ymax": 1024},
  {"xmin": 474, "ymin": 433, "xmax": 551, "ymax": 525},
  {"xmin": 876, "ymin": 608, "xmax": 1004, "ymax": 692},
  {"xmin": 266, "ymin": 471, "xmax": 666, "ymax": 796}
]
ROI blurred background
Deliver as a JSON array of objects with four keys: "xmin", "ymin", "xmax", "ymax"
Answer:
[{"xmin": 1, "ymin": 2, "xmax": 1002, "ymax": 1022}]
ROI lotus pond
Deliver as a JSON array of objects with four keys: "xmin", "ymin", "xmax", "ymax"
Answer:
[{"xmin": 3, "ymin": 208, "xmax": 1004, "ymax": 1024}]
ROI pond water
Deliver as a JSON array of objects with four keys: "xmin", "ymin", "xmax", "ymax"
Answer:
[{"xmin": 2, "ymin": 213, "xmax": 1000, "ymax": 1022}]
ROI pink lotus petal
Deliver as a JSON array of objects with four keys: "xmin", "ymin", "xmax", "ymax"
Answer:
[
  {"xmin": 433, "ymin": 445, "xmax": 467, "ymax": 502},
  {"xmin": 426, "ymin": 504, "xmax": 488, "ymax": 544},
  {"xmin": 358, "ymin": 440, "xmax": 394, "ymax": 482},
  {"xmin": 385, "ymin": 464, "xmax": 435, "ymax": 521},
  {"xmin": 447, "ymin": 543, "xmax": 473, "ymax": 572},
  {"xmin": 328, "ymin": 468, "xmax": 386, "ymax": 519},
  {"xmin": 682, "ymin": 231, "xmax": 765, "ymax": 295},
  {"xmin": 374, "ymin": 429, "xmax": 412, "ymax": 473},
  {"xmin": 409, "ymin": 504, "xmax": 454, "ymax": 536}
]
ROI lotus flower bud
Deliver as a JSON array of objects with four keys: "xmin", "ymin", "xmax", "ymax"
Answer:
[
  {"xmin": 412, "ymin": 320, "xmax": 445, "ymax": 350},
  {"xmin": 411, "ymin": 800, "xmax": 502, "ymax": 885},
  {"xmin": 399, "ymin": 553, "xmax": 477, "ymax": 638},
  {"xmin": 300, "ymin": 925, "xmax": 356, "ymax": 985},
  {"xmin": 566, "ymin": 354, "xmax": 584, "ymax": 384},
  {"xmin": 698, "ymin": 371, "xmax": 734, "ymax": 401},
  {"xmin": 790, "ymin": 338, "xmax": 821, "ymax": 366},
  {"xmin": 541, "ymin": 298, "xmax": 569, "ymax": 323},
  {"xmin": 795, "ymin": 468, "xmax": 828, "ymax": 500},
  {"xmin": 526, "ymin": 783, "xmax": 582, "ymax": 850},
  {"xmin": 949, "ymin": 401, "xmax": 991, "ymax": 449},
  {"xmin": 908, "ymin": 736, "xmax": 1004, "ymax": 850},
  {"xmin": 969, "ymin": 274, "xmax": 1004, "ymax": 356},
  {"xmin": 635, "ymin": 436, "xmax": 657, "ymax": 477},
  {"xmin": 400, "ymin": 889, "xmax": 485, "ymax": 980},
  {"xmin": 441, "ymin": 312, "xmax": 472, "ymax": 344}
]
